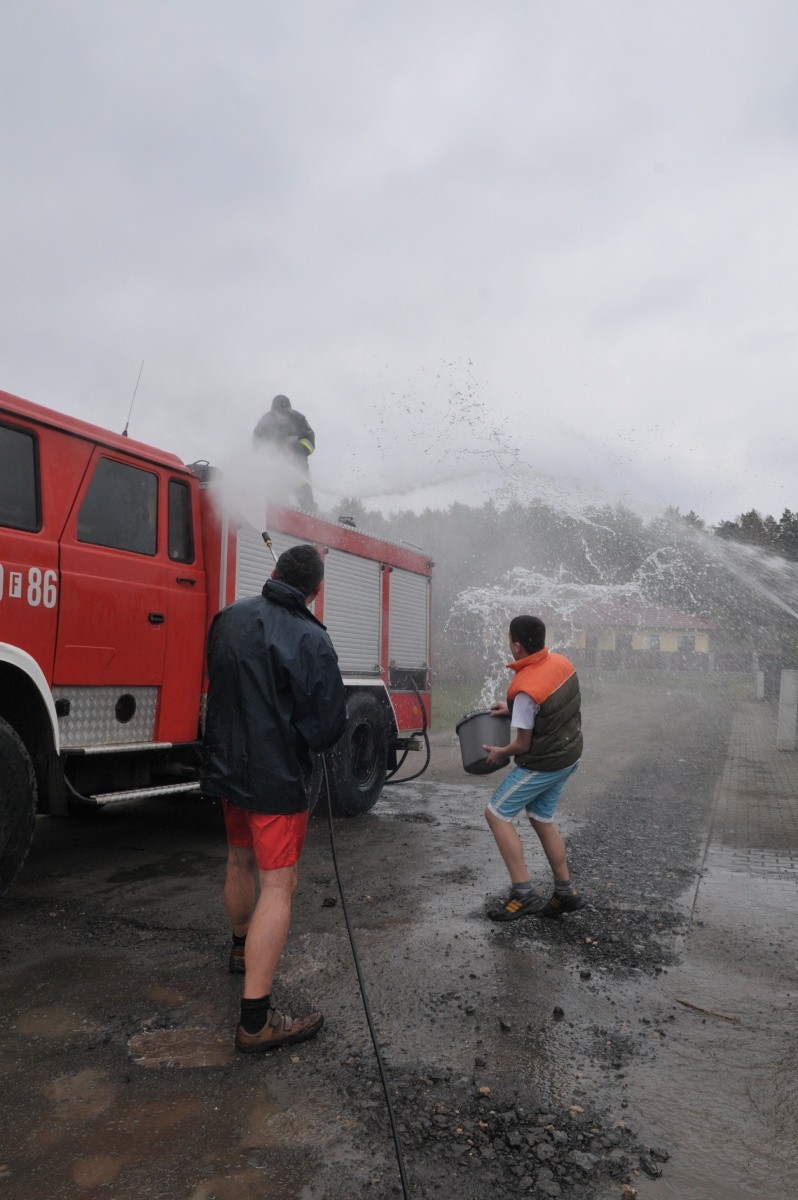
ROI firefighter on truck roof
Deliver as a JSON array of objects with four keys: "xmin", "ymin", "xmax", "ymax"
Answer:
[{"xmin": 252, "ymin": 394, "xmax": 316, "ymax": 514}]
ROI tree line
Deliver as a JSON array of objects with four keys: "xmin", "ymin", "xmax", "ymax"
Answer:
[
  {"xmin": 327, "ymin": 496, "xmax": 798, "ymax": 675},
  {"xmin": 713, "ymin": 508, "xmax": 798, "ymax": 561}
]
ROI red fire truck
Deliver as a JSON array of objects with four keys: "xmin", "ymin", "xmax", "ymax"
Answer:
[{"xmin": 0, "ymin": 389, "xmax": 432, "ymax": 897}]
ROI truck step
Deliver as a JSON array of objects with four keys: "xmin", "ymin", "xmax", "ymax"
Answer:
[{"xmin": 87, "ymin": 782, "xmax": 202, "ymax": 804}]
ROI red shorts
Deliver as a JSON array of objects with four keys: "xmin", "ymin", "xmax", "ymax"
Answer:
[{"xmin": 222, "ymin": 801, "xmax": 309, "ymax": 870}]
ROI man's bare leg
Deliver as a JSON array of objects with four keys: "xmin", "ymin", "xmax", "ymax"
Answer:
[
  {"xmin": 224, "ymin": 845, "xmax": 257, "ymax": 937},
  {"xmin": 242, "ymin": 864, "xmax": 298, "ymax": 999},
  {"xmin": 529, "ymin": 818, "xmax": 570, "ymax": 883},
  {"xmin": 235, "ymin": 861, "xmax": 323, "ymax": 1051},
  {"xmin": 484, "ymin": 807, "xmax": 530, "ymax": 884},
  {"xmin": 483, "ymin": 807, "xmax": 549, "ymax": 919}
]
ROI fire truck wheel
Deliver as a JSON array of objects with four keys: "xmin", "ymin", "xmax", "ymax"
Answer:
[
  {"xmin": 326, "ymin": 693, "xmax": 388, "ymax": 817},
  {"xmin": 0, "ymin": 718, "xmax": 38, "ymax": 899}
]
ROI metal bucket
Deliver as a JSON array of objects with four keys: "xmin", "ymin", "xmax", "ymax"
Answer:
[{"xmin": 455, "ymin": 710, "xmax": 511, "ymax": 775}]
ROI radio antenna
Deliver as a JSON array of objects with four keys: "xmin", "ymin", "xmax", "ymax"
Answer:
[{"xmin": 122, "ymin": 360, "xmax": 144, "ymax": 437}]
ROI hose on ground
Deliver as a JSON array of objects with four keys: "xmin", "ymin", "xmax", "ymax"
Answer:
[{"xmin": 321, "ymin": 754, "xmax": 411, "ymax": 1198}]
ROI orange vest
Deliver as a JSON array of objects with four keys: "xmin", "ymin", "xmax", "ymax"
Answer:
[
  {"xmin": 506, "ymin": 648, "xmax": 583, "ymax": 771},
  {"xmin": 507, "ymin": 648, "xmax": 577, "ymax": 705}
]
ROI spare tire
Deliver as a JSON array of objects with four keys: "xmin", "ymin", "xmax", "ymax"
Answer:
[
  {"xmin": 0, "ymin": 718, "xmax": 37, "ymax": 898},
  {"xmin": 325, "ymin": 692, "xmax": 388, "ymax": 817}
]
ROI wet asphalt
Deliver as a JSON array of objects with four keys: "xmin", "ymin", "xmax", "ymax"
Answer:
[{"xmin": 0, "ymin": 680, "xmax": 796, "ymax": 1199}]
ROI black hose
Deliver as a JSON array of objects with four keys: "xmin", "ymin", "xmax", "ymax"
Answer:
[
  {"xmin": 320, "ymin": 755, "xmax": 411, "ymax": 1199},
  {"xmin": 385, "ymin": 728, "xmax": 430, "ymax": 785},
  {"xmin": 384, "ymin": 741, "xmax": 411, "ymax": 781},
  {"xmin": 385, "ymin": 678, "xmax": 431, "ymax": 786}
]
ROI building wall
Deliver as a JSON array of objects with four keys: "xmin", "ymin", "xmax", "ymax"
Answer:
[{"xmin": 551, "ymin": 624, "xmax": 711, "ymax": 667}]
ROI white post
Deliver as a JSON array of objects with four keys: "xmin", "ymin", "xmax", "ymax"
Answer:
[
  {"xmin": 777, "ymin": 669, "xmax": 798, "ymax": 751},
  {"xmin": 756, "ymin": 671, "xmax": 765, "ymax": 701}
]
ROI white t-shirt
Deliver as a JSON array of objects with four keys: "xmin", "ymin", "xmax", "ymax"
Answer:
[{"xmin": 511, "ymin": 692, "xmax": 539, "ymax": 731}]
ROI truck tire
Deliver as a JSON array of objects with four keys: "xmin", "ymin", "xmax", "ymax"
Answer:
[
  {"xmin": 326, "ymin": 693, "xmax": 388, "ymax": 817},
  {"xmin": 0, "ymin": 718, "xmax": 38, "ymax": 899}
]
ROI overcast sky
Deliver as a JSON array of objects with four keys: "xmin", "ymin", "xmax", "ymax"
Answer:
[{"xmin": 2, "ymin": 1, "xmax": 796, "ymax": 524}]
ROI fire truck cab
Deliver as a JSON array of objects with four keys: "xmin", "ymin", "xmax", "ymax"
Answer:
[{"xmin": 0, "ymin": 390, "xmax": 432, "ymax": 897}]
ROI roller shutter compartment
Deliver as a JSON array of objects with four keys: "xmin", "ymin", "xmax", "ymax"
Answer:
[
  {"xmin": 235, "ymin": 527, "xmax": 304, "ymax": 601},
  {"xmin": 389, "ymin": 569, "xmax": 429, "ymax": 687},
  {"xmin": 323, "ymin": 550, "xmax": 381, "ymax": 674}
]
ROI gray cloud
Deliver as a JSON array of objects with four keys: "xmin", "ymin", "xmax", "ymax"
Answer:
[{"xmin": 1, "ymin": 0, "xmax": 796, "ymax": 524}]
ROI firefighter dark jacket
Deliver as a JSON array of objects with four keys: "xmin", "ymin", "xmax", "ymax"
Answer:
[
  {"xmin": 252, "ymin": 408, "xmax": 315, "ymax": 459},
  {"xmin": 202, "ymin": 580, "xmax": 347, "ymax": 814}
]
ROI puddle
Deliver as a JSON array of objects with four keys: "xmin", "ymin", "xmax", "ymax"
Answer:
[
  {"xmin": 632, "ymin": 1032, "xmax": 798, "ymax": 1199},
  {"xmin": 47, "ymin": 1069, "xmax": 117, "ymax": 1121},
  {"xmin": 128, "ymin": 1027, "xmax": 234, "ymax": 1068},
  {"xmin": 122, "ymin": 1095, "xmax": 203, "ymax": 1134},
  {"xmin": 240, "ymin": 1102, "xmax": 321, "ymax": 1151},
  {"xmin": 630, "ymin": 843, "xmax": 798, "ymax": 1200},
  {"xmin": 148, "ymin": 984, "xmax": 187, "ymax": 1005},
  {"xmin": 72, "ymin": 1155, "xmax": 128, "ymax": 1187},
  {"xmin": 14, "ymin": 1005, "xmax": 93, "ymax": 1039}
]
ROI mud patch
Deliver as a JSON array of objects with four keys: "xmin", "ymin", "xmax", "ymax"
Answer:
[
  {"xmin": 128, "ymin": 1027, "xmax": 234, "ymax": 1068},
  {"xmin": 148, "ymin": 984, "xmax": 187, "ymax": 1005},
  {"xmin": 14, "ymin": 1005, "xmax": 94, "ymax": 1039},
  {"xmin": 123, "ymin": 1095, "xmax": 203, "ymax": 1135},
  {"xmin": 240, "ymin": 1100, "xmax": 321, "ymax": 1150},
  {"xmin": 47, "ymin": 1069, "xmax": 117, "ymax": 1121},
  {"xmin": 72, "ymin": 1155, "xmax": 128, "ymax": 1187}
]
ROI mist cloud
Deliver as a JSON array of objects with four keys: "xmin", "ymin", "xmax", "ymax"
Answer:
[{"xmin": 1, "ymin": 0, "xmax": 796, "ymax": 524}]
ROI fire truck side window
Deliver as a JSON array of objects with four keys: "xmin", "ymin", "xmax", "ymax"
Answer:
[
  {"xmin": 77, "ymin": 457, "xmax": 158, "ymax": 555},
  {"xmin": 168, "ymin": 479, "xmax": 194, "ymax": 563},
  {"xmin": 0, "ymin": 422, "xmax": 40, "ymax": 531}
]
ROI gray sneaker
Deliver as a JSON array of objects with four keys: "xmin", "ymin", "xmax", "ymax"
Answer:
[
  {"xmin": 541, "ymin": 891, "xmax": 586, "ymax": 918},
  {"xmin": 488, "ymin": 889, "xmax": 547, "ymax": 921}
]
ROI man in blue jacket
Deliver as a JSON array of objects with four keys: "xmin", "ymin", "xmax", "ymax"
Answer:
[{"xmin": 203, "ymin": 544, "xmax": 347, "ymax": 1053}]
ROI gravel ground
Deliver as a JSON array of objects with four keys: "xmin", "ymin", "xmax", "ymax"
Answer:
[
  {"xmin": 3, "ymin": 679, "xmax": 790, "ymax": 1200},
  {"xmin": 339, "ymin": 1056, "xmax": 669, "ymax": 1198}
]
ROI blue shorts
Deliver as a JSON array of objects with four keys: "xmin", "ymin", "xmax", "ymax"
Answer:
[{"xmin": 487, "ymin": 762, "xmax": 579, "ymax": 824}]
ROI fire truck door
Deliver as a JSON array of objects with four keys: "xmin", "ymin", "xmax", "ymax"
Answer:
[
  {"xmin": 53, "ymin": 454, "xmax": 169, "ymax": 687},
  {"xmin": 156, "ymin": 477, "xmax": 206, "ymax": 742},
  {"xmin": 0, "ymin": 421, "xmax": 59, "ymax": 676}
]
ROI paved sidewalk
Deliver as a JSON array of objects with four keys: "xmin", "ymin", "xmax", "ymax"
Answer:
[
  {"xmin": 704, "ymin": 699, "xmax": 798, "ymax": 887},
  {"xmin": 635, "ymin": 699, "xmax": 798, "ymax": 1200}
]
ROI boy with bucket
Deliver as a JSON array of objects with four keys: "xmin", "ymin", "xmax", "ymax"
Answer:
[{"xmin": 481, "ymin": 615, "xmax": 585, "ymax": 920}]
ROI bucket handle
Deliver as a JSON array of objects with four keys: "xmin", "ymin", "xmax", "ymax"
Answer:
[{"xmin": 456, "ymin": 708, "xmax": 508, "ymax": 729}]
